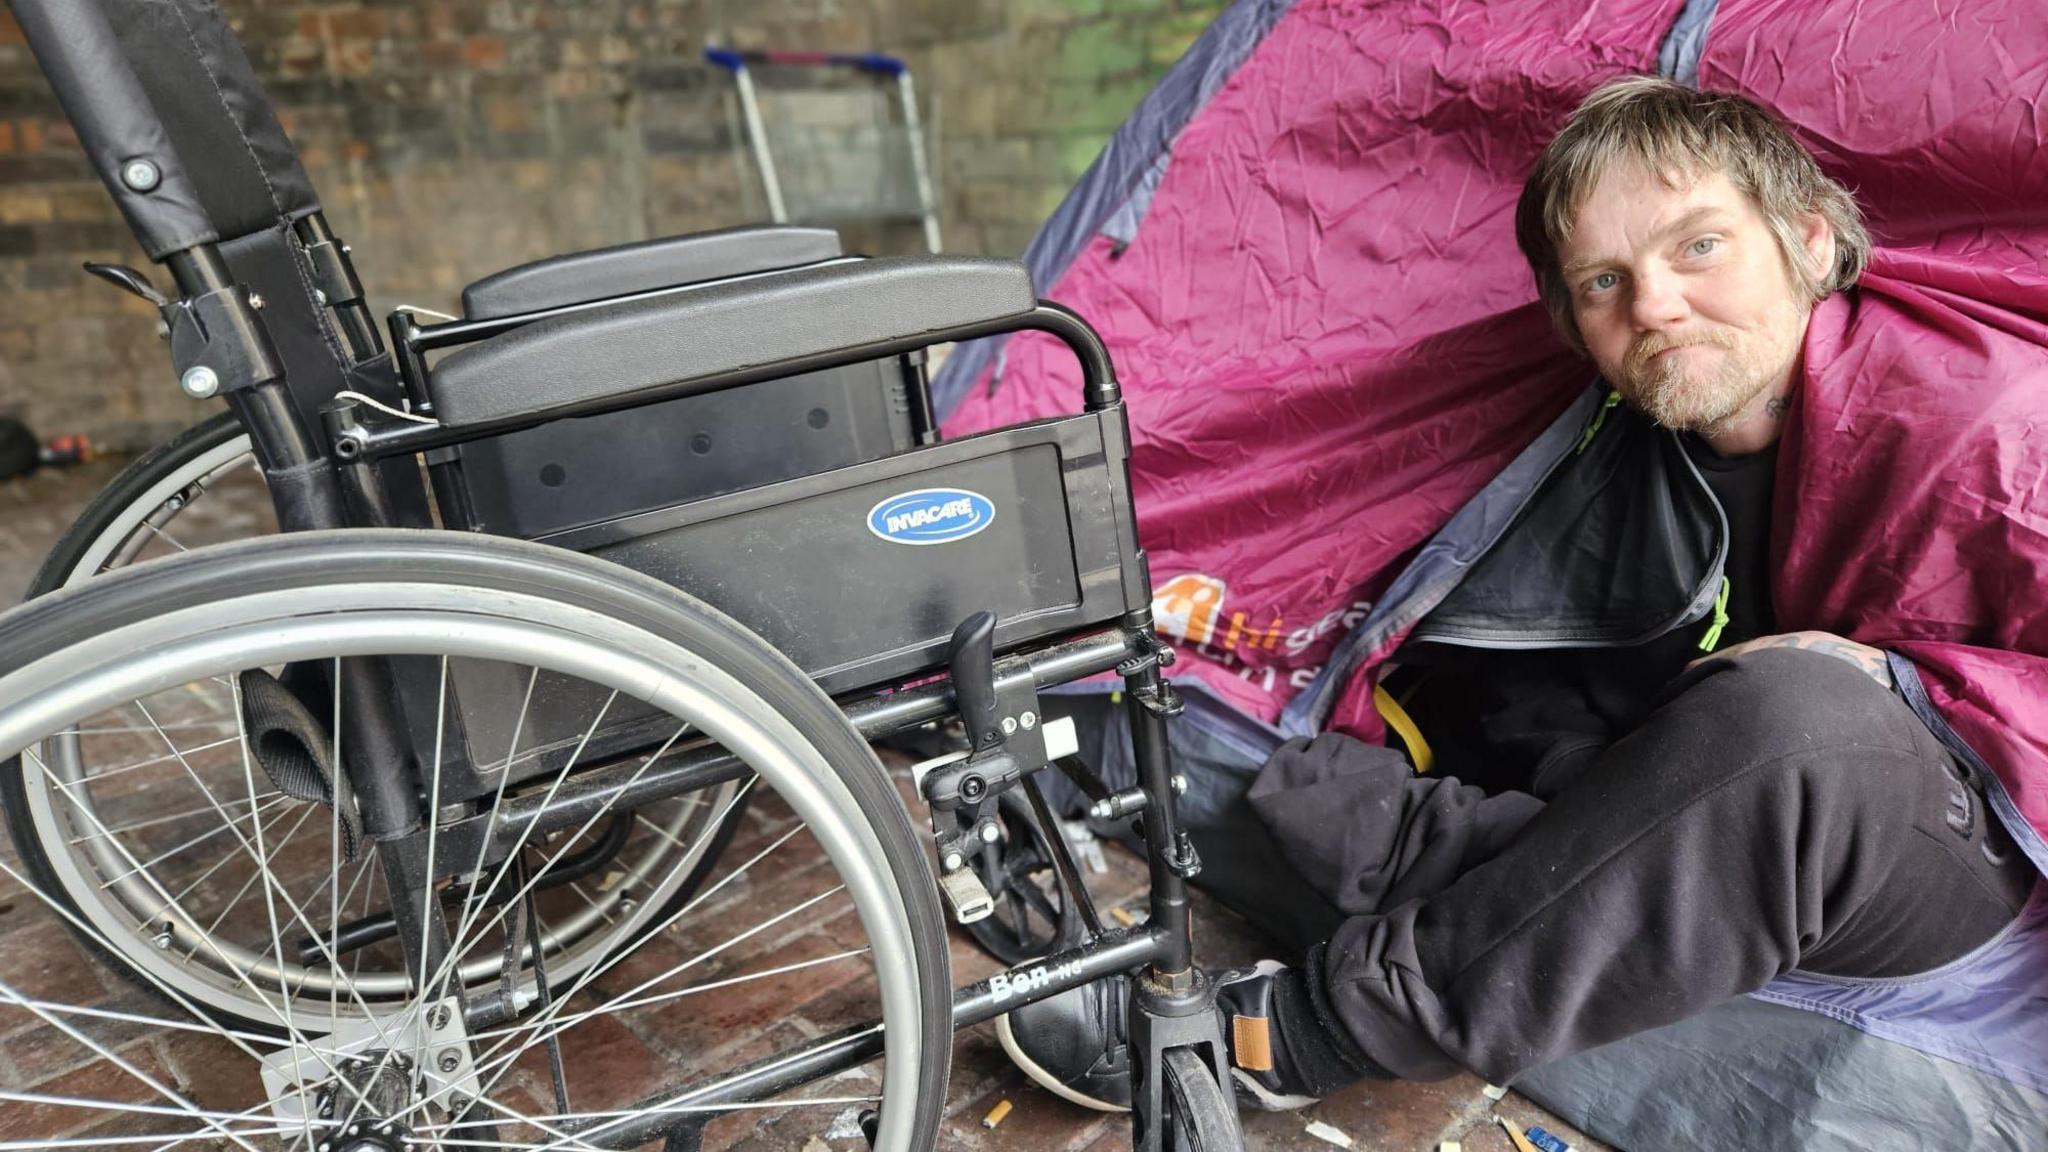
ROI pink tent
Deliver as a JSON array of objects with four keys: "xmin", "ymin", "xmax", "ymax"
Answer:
[{"xmin": 935, "ymin": 0, "xmax": 2048, "ymax": 1142}]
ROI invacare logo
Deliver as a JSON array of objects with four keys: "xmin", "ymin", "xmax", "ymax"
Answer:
[{"xmin": 866, "ymin": 488, "xmax": 995, "ymax": 546}]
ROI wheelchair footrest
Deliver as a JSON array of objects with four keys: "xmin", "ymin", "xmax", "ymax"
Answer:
[{"xmin": 939, "ymin": 866, "xmax": 996, "ymax": 925}]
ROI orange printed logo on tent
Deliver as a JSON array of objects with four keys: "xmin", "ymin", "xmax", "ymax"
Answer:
[{"xmin": 1152, "ymin": 574, "xmax": 1226, "ymax": 646}]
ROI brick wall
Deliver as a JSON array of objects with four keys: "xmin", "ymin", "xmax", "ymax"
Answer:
[{"xmin": 0, "ymin": 0, "xmax": 1222, "ymax": 451}]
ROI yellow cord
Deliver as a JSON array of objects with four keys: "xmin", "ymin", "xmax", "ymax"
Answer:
[
  {"xmin": 1575, "ymin": 390, "xmax": 1623, "ymax": 454},
  {"xmin": 1698, "ymin": 576, "xmax": 1732, "ymax": 652},
  {"xmin": 1374, "ymin": 682, "xmax": 1435, "ymax": 775}
]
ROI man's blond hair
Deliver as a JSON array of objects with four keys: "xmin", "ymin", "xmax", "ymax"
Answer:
[{"xmin": 1515, "ymin": 76, "xmax": 1870, "ymax": 352}]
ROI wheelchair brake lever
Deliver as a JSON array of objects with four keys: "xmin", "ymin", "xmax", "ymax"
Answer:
[
  {"xmin": 82, "ymin": 261, "xmax": 169, "ymax": 308},
  {"xmin": 947, "ymin": 610, "xmax": 1004, "ymax": 752}
]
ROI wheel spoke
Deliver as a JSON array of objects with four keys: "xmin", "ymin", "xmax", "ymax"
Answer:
[
  {"xmin": 0, "ymin": 978, "xmax": 267, "ymax": 1152},
  {"xmin": 0, "ymin": 544, "xmax": 940, "ymax": 1150},
  {"xmin": 175, "ymin": 802, "xmax": 319, "ymax": 960},
  {"xmin": 82, "ymin": 735, "xmax": 240, "ymax": 781},
  {"xmin": 70, "ymin": 788, "xmax": 282, "ymax": 846},
  {"xmin": 404, "ymin": 786, "xmax": 773, "ymax": 1128},
  {"xmin": 95, "ymin": 794, "xmax": 294, "ymax": 888},
  {"xmin": 24, "ymin": 748, "xmax": 384, "ymax": 1119},
  {"xmin": 458, "ymin": 811, "xmax": 810, "ymax": 1108},
  {"xmin": 472, "ymin": 946, "xmax": 870, "ymax": 1040},
  {"xmin": 0, "ymin": 854, "xmax": 357, "ymax": 1071},
  {"xmin": 137, "ymin": 518, "xmax": 189, "ymax": 553}
]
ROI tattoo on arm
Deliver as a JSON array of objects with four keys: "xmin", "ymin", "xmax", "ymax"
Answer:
[{"xmin": 1743, "ymin": 632, "xmax": 1893, "ymax": 688}]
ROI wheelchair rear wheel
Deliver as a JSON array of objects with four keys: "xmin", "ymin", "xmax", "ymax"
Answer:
[
  {"xmin": 28, "ymin": 412, "xmax": 272, "ymax": 589},
  {"xmin": 22, "ymin": 414, "xmax": 752, "ymax": 1026},
  {"xmin": 0, "ymin": 531, "xmax": 951, "ymax": 1151}
]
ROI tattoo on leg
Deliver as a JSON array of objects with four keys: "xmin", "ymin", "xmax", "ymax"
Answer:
[{"xmin": 1744, "ymin": 632, "xmax": 1893, "ymax": 688}]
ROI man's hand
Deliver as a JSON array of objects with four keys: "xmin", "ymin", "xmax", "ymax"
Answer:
[{"xmin": 1689, "ymin": 630, "xmax": 1893, "ymax": 688}]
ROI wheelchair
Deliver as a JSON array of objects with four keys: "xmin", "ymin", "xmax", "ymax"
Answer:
[{"xmin": 0, "ymin": 3, "xmax": 1245, "ymax": 1150}]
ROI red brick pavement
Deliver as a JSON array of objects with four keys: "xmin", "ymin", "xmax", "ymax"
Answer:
[{"xmin": 0, "ymin": 461, "xmax": 1610, "ymax": 1152}]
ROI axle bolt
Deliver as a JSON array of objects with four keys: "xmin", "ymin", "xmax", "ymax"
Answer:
[
  {"xmin": 427, "ymin": 1004, "xmax": 451, "ymax": 1030},
  {"xmin": 180, "ymin": 366, "xmax": 219, "ymax": 399},
  {"xmin": 436, "ymin": 1048, "xmax": 462, "ymax": 1074}
]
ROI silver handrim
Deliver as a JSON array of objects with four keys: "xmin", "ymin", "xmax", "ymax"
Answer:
[
  {"xmin": 0, "ymin": 579, "xmax": 928, "ymax": 1151},
  {"xmin": 39, "ymin": 430, "xmax": 744, "ymax": 1028}
]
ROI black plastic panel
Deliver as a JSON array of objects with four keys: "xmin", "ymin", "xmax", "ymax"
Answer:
[
  {"xmin": 452, "ymin": 359, "xmax": 916, "ymax": 538},
  {"xmin": 538, "ymin": 413, "xmax": 1137, "ymax": 696}
]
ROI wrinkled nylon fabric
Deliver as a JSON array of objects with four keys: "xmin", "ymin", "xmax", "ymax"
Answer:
[
  {"xmin": 940, "ymin": 0, "xmax": 2048, "ymax": 859},
  {"xmin": 945, "ymin": 0, "xmax": 1680, "ymax": 723}
]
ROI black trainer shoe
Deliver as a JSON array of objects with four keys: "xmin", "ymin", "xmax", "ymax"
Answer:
[
  {"xmin": 996, "ymin": 961, "xmax": 1343, "ymax": 1113},
  {"xmin": 995, "ymin": 971, "xmax": 1133, "ymax": 1111},
  {"xmin": 1212, "ymin": 960, "xmax": 1322, "ymax": 1111}
]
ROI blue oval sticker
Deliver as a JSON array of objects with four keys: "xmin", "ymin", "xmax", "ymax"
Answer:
[{"xmin": 867, "ymin": 488, "xmax": 996, "ymax": 546}]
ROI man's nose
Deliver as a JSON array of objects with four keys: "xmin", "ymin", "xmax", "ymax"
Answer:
[{"xmin": 1629, "ymin": 266, "xmax": 1689, "ymax": 331}]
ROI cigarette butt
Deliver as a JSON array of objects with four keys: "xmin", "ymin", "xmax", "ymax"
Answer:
[
  {"xmin": 1303, "ymin": 1119, "xmax": 1353, "ymax": 1147},
  {"xmin": 1481, "ymin": 1082, "xmax": 1509, "ymax": 1101},
  {"xmin": 981, "ymin": 1099, "xmax": 1012, "ymax": 1128},
  {"xmin": 1497, "ymin": 1115, "xmax": 1540, "ymax": 1152},
  {"xmin": 1110, "ymin": 906, "xmax": 1136, "ymax": 926},
  {"xmin": 1438, "ymin": 1144, "xmax": 1463, "ymax": 1152}
]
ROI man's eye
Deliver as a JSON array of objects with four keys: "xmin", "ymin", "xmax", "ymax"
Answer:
[
  {"xmin": 1586, "ymin": 272, "xmax": 1619, "ymax": 293},
  {"xmin": 1687, "ymin": 237, "xmax": 1720, "ymax": 257}
]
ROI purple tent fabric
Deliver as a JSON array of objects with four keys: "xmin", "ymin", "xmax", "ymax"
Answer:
[
  {"xmin": 941, "ymin": 0, "xmax": 2048, "ymax": 860},
  {"xmin": 934, "ymin": 0, "xmax": 2048, "ymax": 1124}
]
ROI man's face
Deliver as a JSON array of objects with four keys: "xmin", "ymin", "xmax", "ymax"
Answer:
[{"xmin": 1557, "ymin": 163, "xmax": 1825, "ymax": 434}]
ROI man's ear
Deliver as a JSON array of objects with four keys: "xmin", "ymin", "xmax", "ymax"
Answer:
[{"xmin": 1797, "ymin": 211, "xmax": 1836, "ymax": 293}]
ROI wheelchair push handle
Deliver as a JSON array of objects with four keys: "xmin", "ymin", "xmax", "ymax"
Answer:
[
  {"xmin": 947, "ymin": 611, "xmax": 1004, "ymax": 752},
  {"xmin": 10, "ymin": 0, "xmax": 218, "ymax": 262}
]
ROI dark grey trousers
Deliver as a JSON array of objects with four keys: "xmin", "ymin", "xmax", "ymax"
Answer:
[{"xmin": 1292, "ymin": 648, "xmax": 2038, "ymax": 1084}]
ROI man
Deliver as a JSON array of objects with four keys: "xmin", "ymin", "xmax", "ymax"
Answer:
[{"xmin": 1000, "ymin": 76, "xmax": 2038, "ymax": 1111}]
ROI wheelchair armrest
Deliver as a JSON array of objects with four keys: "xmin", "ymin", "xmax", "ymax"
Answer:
[
  {"xmin": 430, "ymin": 256, "xmax": 1037, "ymax": 428},
  {"xmin": 459, "ymin": 225, "xmax": 844, "ymax": 319}
]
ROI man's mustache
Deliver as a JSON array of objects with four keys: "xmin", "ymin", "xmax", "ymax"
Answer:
[{"xmin": 1624, "ymin": 330, "xmax": 1737, "ymax": 379}]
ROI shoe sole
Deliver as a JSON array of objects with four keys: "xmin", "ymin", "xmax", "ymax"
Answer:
[
  {"xmin": 1230, "ymin": 1067, "xmax": 1319, "ymax": 1112},
  {"xmin": 994, "ymin": 1012, "xmax": 1131, "ymax": 1114}
]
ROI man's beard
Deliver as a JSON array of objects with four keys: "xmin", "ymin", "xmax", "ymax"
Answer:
[{"xmin": 1613, "ymin": 311, "xmax": 1801, "ymax": 434}]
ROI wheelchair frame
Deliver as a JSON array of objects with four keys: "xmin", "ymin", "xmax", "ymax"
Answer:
[{"xmin": 8, "ymin": 2, "xmax": 1248, "ymax": 1148}]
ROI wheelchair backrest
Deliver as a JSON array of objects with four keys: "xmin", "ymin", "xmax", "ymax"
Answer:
[{"xmin": 13, "ymin": 0, "xmax": 373, "ymax": 436}]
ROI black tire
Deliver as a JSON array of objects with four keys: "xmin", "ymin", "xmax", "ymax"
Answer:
[
  {"xmin": 1162, "ymin": 1046, "xmax": 1245, "ymax": 1151},
  {"xmin": 0, "ymin": 529, "xmax": 953, "ymax": 1150},
  {"xmin": 23, "ymin": 410, "xmax": 251, "ymax": 599}
]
